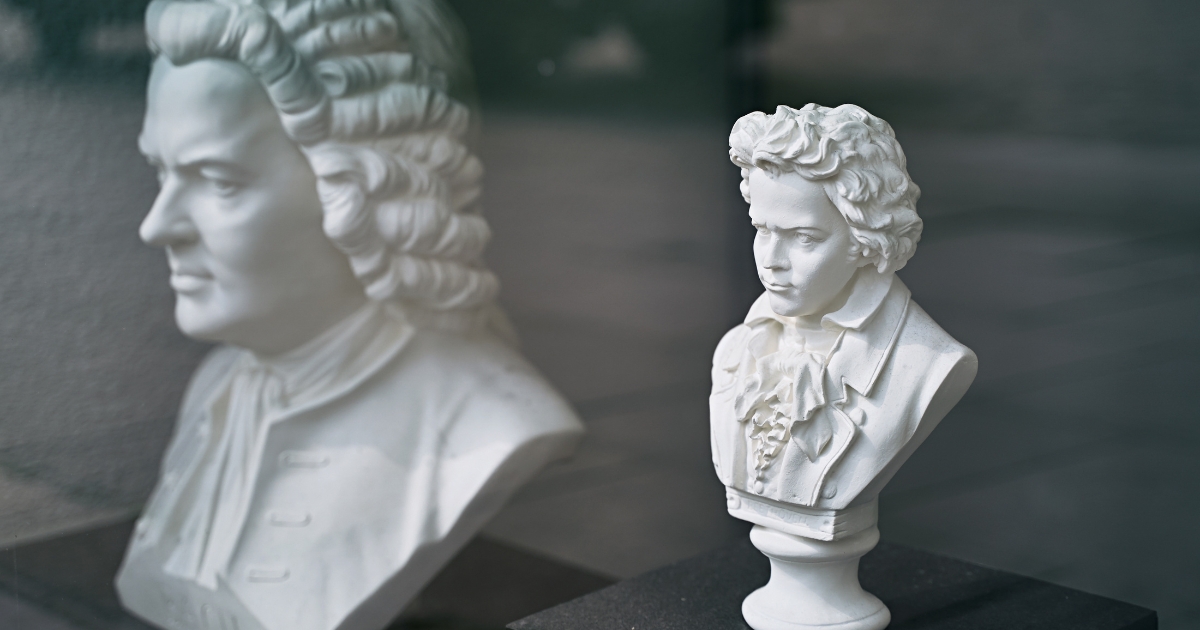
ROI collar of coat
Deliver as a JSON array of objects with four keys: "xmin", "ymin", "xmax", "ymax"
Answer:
[
  {"xmin": 743, "ymin": 267, "xmax": 911, "ymax": 401},
  {"xmin": 220, "ymin": 300, "xmax": 416, "ymax": 425}
]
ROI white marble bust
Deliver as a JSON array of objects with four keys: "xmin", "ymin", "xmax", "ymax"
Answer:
[
  {"xmin": 711, "ymin": 104, "xmax": 977, "ymax": 630},
  {"xmin": 114, "ymin": 2, "xmax": 584, "ymax": 630}
]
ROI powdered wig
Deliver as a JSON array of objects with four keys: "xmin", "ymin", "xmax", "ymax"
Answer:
[
  {"xmin": 729, "ymin": 104, "xmax": 923, "ymax": 274},
  {"xmin": 145, "ymin": 0, "xmax": 497, "ymax": 314}
]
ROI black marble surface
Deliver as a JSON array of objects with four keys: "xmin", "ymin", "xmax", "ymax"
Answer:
[
  {"xmin": 0, "ymin": 520, "xmax": 613, "ymax": 630},
  {"xmin": 508, "ymin": 538, "xmax": 1158, "ymax": 630}
]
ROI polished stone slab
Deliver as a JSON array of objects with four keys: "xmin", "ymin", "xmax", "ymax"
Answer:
[
  {"xmin": 0, "ymin": 520, "xmax": 613, "ymax": 630},
  {"xmin": 508, "ymin": 538, "xmax": 1157, "ymax": 630}
]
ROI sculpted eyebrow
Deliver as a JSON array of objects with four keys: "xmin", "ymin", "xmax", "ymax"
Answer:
[
  {"xmin": 173, "ymin": 135, "xmax": 262, "ymax": 174},
  {"xmin": 765, "ymin": 223, "xmax": 824, "ymax": 233},
  {"xmin": 178, "ymin": 158, "xmax": 253, "ymax": 179}
]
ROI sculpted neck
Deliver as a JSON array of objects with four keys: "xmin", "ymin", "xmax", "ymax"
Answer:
[
  {"xmin": 789, "ymin": 288, "xmax": 852, "ymax": 331},
  {"xmin": 248, "ymin": 290, "xmax": 370, "ymax": 359},
  {"xmin": 392, "ymin": 300, "xmax": 514, "ymax": 343}
]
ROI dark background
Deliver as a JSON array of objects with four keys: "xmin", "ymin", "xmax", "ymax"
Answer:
[{"xmin": 0, "ymin": 0, "xmax": 1196, "ymax": 628}]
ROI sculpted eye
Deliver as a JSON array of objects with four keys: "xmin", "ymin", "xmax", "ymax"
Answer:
[
  {"xmin": 209, "ymin": 177, "xmax": 243, "ymax": 198},
  {"xmin": 794, "ymin": 231, "xmax": 825, "ymax": 244},
  {"xmin": 198, "ymin": 165, "xmax": 248, "ymax": 198}
]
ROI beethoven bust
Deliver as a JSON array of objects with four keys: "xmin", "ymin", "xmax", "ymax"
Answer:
[
  {"xmin": 114, "ymin": 3, "xmax": 583, "ymax": 630},
  {"xmin": 711, "ymin": 105, "xmax": 977, "ymax": 629}
]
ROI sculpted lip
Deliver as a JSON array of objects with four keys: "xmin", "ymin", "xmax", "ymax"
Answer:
[{"xmin": 169, "ymin": 271, "xmax": 212, "ymax": 293}]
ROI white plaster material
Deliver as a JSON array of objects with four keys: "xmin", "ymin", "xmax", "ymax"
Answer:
[
  {"xmin": 725, "ymin": 489, "xmax": 877, "ymax": 542},
  {"xmin": 114, "ymin": 2, "xmax": 584, "ymax": 630},
  {"xmin": 712, "ymin": 104, "xmax": 978, "ymax": 630},
  {"xmin": 742, "ymin": 525, "xmax": 888, "ymax": 630}
]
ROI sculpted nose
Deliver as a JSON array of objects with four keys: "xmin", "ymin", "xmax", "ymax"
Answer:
[
  {"xmin": 139, "ymin": 180, "xmax": 196, "ymax": 247},
  {"xmin": 762, "ymin": 234, "xmax": 790, "ymax": 269}
]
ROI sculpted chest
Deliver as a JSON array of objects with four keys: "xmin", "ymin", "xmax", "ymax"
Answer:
[
  {"xmin": 119, "ymin": 334, "xmax": 585, "ymax": 630},
  {"xmin": 710, "ymin": 285, "xmax": 975, "ymax": 534},
  {"xmin": 710, "ymin": 283, "xmax": 912, "ymax": 499},
  {"xmin": 121, "ymin": 362, "xmax": 444, "ymax": 630}
]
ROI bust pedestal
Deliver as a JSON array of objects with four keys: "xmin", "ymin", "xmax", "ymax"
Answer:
[{"xmin": 743, "ymin": 525, "xmax": 888, "ymax": 630}]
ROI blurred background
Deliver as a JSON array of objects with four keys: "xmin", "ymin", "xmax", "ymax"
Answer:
[{"xmin": 0, "ymin": 0, "xmax": 1197, "ymax": 628}]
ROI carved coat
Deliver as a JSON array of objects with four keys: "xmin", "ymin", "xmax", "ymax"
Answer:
[
  {"xmin": 711, "ymin": 270, "xmax": 976, "ymax": 520},
  {"xmin": 116, "ymin": 306, "xmax": 583, "ymax": 630}
]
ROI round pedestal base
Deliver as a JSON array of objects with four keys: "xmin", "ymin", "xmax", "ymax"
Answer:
[{"xmin": 741, "ymin": 525, "xmax": 890, "ymax": 630}]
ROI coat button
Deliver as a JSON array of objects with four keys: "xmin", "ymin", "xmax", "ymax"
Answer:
[
  {"xmin": 279, "ymin": 451, "xmax": 330, "ymax": 468},
  {"xmin": 822, "ymin": 484, "xmax": 837, "ymax": 499},
  {"xmin": 247, "ymin": 567, "xmax": 290, "ymax": 583},
  {"xmin": 268, "ymin": 511, "xmax": 312, "ymax": 527},
  {"xmin": 200, "ymin": 604, "xmax": 238, "ymax": 630}
]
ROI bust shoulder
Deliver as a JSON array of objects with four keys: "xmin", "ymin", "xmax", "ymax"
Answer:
[
  {"xmin": 380, "ymin": 327, "xmax": 584, "ymax": 457},
  {"xmin": 713, "ymin": 323, "xmax": 752, "ymax": 369},
  {"xmin": 887, "ymin": 297, "xmax": 978, "ymax": 399},
  {"xmin": 349, "ymin": 327, "xmax": 584, "ymax": 554}
]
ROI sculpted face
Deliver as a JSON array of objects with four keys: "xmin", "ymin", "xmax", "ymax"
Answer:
[
  {"xmin": 139, "ymin": 58, "xmax": 366, "ymax": 356},
  {"xmin": 748, "ymin": 168, "xmax": 866, "ymax": 322}
]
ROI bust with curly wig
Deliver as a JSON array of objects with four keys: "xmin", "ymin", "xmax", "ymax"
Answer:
[{"xmin": 115, "ymin": 3, "xmax": 583, "ymax": 629}]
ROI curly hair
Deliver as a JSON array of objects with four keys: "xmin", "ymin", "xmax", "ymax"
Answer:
[
  {"xmin": 145, "ymin": 0, "xmax": 499, "ymax": 317},
  {"xmin": 729, "ymin": 104, "xmax": 923, "ymax": 274}
]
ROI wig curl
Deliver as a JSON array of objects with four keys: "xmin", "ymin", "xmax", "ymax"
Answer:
[{"xmin": 146, "ymin": 0, "xmax": 498, "ymax": 317}]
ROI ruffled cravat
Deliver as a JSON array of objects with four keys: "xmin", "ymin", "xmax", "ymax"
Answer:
[{"xmin": 731, "ymin": 322, "xmax": 839, "ymax": 492}]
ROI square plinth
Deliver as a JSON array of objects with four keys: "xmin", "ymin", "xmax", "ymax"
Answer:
[{"xmin": 507, "ymin": 539, "xmax": 1157, "ymax": 630}]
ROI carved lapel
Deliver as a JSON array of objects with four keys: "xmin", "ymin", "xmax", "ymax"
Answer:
[{"xmin": 824, "ymin": 279, "xmax": 911, "ymax": 403}]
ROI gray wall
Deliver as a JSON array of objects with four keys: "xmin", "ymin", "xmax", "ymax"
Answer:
[
  {"xmin": 0, "ymin": 65, "xmax": 210, "ymax": 542},
  {"xmin": 763, "ymin": 0, "xmax": 1200, "ymax": 145}
]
